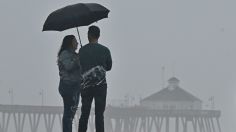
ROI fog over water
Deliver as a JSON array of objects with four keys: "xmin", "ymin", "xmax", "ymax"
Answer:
[{"xmin": 0, "ymin": 0, "xmax": 236, "ymax": 132}]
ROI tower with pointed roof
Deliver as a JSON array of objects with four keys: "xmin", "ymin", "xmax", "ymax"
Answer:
[{"xmin": 140, "ymin": 77, "xmax": 202, "ymax": 110}]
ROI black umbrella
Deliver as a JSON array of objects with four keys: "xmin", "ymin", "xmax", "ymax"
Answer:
[{"xmin": 42, "ymin": 3, "xmax": 110, "ymax": 47}]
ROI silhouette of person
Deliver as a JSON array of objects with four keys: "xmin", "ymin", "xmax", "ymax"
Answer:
[
  {"xmin": 57, "ymin": 35, "xmax": 81, "ymax": 132},
  {"xmin": 78, "ymin": 26, "xmax": 112, "ymax": 132}
]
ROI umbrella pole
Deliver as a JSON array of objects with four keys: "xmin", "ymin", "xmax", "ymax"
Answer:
[{"xmin": 76, "ymin": 27, "xmax": 82, "ymax": 47}]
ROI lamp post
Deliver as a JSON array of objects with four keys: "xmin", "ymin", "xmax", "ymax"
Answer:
[
  {"xmin": 8, "ymin": 88, "xmax": 14, "ymax": 105},
  {"xmin": 209, "ymin": 96, "xmax": 215, "ymax": 110},
  {"xmin": 39, "ymin": 89, "xmax": 45, "ymax": 106}
]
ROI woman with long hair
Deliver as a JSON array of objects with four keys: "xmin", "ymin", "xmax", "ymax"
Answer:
[{"xmin": 57, "ymin": 35, "xmax": 81, "ymax": 132}]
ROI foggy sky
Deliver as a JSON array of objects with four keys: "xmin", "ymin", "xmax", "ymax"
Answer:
[{"xmin": 0, "ymin": 0, "xmax": 235, "ymax": 131}]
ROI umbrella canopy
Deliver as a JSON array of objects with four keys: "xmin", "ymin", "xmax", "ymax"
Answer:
[{"xmin": 43, "ymin": 3, "xmax": 110, "ymax": 31}]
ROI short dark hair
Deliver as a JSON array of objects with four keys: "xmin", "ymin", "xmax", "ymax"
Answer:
[{"xmin": 88, "ymin": 26, "xmax": 100, "ymax": 39}]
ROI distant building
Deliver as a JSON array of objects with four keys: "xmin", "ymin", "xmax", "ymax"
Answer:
[{"xmin": 140, "ymin": 77, "xmax": 202, "ymax": 110}]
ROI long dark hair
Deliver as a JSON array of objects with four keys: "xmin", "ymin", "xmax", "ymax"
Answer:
[{"xmin": 58, "ymin": 35, "xmax": 75, "ymax": 57}]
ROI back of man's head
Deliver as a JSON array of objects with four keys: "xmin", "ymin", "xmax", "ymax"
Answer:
[{"xmin": 88, "ymin": 26, "xmax": 100, "ymax": 39}]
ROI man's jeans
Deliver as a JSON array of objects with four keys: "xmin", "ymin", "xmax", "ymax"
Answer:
[
  {"xmin": 59, "ymin": 80, "xmax": 80, "ymax": 132},
  {"xmin": 79, "ymin": 84, "xmax": 107, "ymax": 132}
]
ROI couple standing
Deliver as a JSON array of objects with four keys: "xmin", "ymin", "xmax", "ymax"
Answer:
[{"xmin": 57, "ymin": 26, "xmax": 112, "ymax": 132}]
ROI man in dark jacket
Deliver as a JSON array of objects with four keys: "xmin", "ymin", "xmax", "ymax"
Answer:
[{"xmin": 78, "ymin": 26, "xmax": 112, "ymax": 132}]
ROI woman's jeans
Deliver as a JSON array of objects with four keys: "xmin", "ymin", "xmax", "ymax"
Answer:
[{"xmin": 59, "ymin": 80, "xmax": 80, "ymax": 132}]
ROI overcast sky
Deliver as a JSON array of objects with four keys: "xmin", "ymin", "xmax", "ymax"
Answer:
[{"xmin": 0, "ymin": 0, "xmax": 236, "ymax": 131}]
